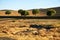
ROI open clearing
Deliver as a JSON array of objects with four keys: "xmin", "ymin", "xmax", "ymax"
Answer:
[{"xmin": 0, "ymin": 18, "xmax": 60, "ymax": 40}]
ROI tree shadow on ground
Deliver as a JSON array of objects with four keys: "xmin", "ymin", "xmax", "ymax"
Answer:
[
  {"xmin": 30, "ymin": 24, "xmax": 55, "ymax": 30},
  {"xmin": 44, "ymin": 25, "xmax": 55, "ymax": 30},
  {"xmin": 30, "ymin": 24, "xmax": 43, "ymax": 29},
  {"xmin": 0, "ymin": 37, "xmax": 16, "ymax": 40}
]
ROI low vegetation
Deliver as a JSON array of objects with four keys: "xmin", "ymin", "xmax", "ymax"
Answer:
[
  {"xmin": 1, "ymin": 8, "xmax": 57, "ymax": 16},
  {"xmin": 5, "ymin": 10, "xmax": 11, "ymax": 15},
  {"xmin": 18, "ymin": 9, "xmax": 23, "ymax": 13},
  {"xmin": 0, "ymin": 19, "xmax": 60, "ymax": 40},
  {"xmin": 32, "ymin": 9, "xmax": 40, "ymax": 15},
  {"xmin": 21, "ymin": 10, "xmax": 29, "ymax": 16},
  {"xmin": 18, "ymin": 9, "xmax": 29, "ymax": 16},
  {"xmin": 46, "ymin": 9, "xmax": 56, "ymax": 16}
]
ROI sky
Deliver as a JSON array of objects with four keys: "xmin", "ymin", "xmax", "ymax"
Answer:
[{"xmin": 0, "ymin": 0, "xmax": 60, "ymax": 10}]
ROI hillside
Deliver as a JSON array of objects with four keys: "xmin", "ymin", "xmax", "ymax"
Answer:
[
  {"xmin": 39, "ymin": 7, "xmax": 60, "ymax": 16},
  {"xmin": 0, "ymin": 7, "xmax": 60, "ymax": 16}
]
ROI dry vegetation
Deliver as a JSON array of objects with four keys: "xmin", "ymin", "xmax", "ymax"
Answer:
[
  {"xmin": 0, "ymin": 7, "xmax": 60, "ymax": 16},
  {"xmin": 0, "ymin": 10, "xmax": 46, "ymax": 16},
  {"xmin": 0, "ymin": 18, "xmax": 60, "ymax": 40},
  {"xmin": 0, "ymin": 11, "xmax": 20, "ymax": 16},
  {"xmin": 0, "ymin": 7, "xmax": 60, "ymax": 40}
]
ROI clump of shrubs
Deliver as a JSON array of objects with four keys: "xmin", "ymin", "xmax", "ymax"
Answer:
[
  {"xmin": 5, "ymin": 10, "xmax": 11, "ymax": 15},
  {"xmin": 18, "ymin": 9, "xmax": 23, "ymax": 13},
  {"xmin": 47, "ymin": 9, "xmax": 56, "ymax": 16},
  {"xmin": 32, "ymin": 9, "xmax": 40, "ymax": 15},
  {"xmin": 18, "ymin": 9, "xmax": 29, "ymax": 16},
  {"xmin": 21, "ymin": 10, "xmax": 29, "ymax": 16}
]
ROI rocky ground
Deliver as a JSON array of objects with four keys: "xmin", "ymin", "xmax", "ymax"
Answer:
[{"xmin": 0, "ymin": 18, "xmax": 60, "ymax": 40}]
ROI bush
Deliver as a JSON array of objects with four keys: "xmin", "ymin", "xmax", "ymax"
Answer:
[
  {"xmin": 18, "ymin": 9, "xmax": 23, "ymax": 13},
  {"xmin": 5, "ymin": 10, "xmax": 11, "ymax": 14},
  {"xmin": 47, "ymin": 9, "xmax": 56, "ymax": 16},
  {"xmin": 21, "ymin": 10, "xmax": 29, "ymax": 16},
  {"xmin": 32, "ymin": 9, "xmax": 40, "ymax": 15},
  {"xmin": 18, "ymin": 9, "xmax": 29, "ymax": 16}
]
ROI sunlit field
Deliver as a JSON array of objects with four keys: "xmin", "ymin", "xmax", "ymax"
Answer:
[{"xmin": 0, "ymin": 18, "xmax": 60, "ymax": 40}]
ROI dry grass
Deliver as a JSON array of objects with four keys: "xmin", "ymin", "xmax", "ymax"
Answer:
[{"xmin": 0, "ymin": 18, "xmax": 60, "ymax": 40}]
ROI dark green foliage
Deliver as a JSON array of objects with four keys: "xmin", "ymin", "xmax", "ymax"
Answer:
[
  {"xmin": 18, "ymin": 9, "xmax": 29, "ymax": 16},
  {"xmin": 5, "ymin": 10, "xmax": 11, "ymax": 14},
  {"xmin": 32, "ymin": 9, "xmax": 40, "ymax": 15},
  {"xmin": 18, "ymin": 9, "xmax": 23, "ymax": 13},
  {"xmin": 21, "ymin": 10, "xmax": 29, "ymax": 16},
  {"xmin": 47, "ymin": 11, "xmax": 52, "ymax": 16},
  {"xmin": 47, "ymin": 9, "xmax": 56, "ymax": 16}
]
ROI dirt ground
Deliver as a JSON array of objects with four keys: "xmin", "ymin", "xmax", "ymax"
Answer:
[{"xmin": 0, "ymin": 18, "xmax": 60, "ymax": 40}]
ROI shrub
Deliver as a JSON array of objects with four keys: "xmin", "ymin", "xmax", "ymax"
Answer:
[
  {"xmin": 18, "ymin": 9, "xmax": 23, "ymax": 13},
  {"xmin": 47, "ymin": 9, "xmax": 56, "ymax": 16},
  {"xmin": 18, "ymin": 9, "xmax": 29, "ymax": 16},
  {"xmin": 20, "ymin": 10, "xmax": 29, "ymax": 16},
  {"xmin": 32, "ymin": 9, "xmax": 40, "ymax": 15},
  {"xmin": 5, "ymin": 10, "xmax": 11, "ymax": 14}
]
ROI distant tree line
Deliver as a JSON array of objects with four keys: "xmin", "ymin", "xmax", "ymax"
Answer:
[{"xmin": 5, "ymin": 9, "xmax": 56, "ymax": 16}]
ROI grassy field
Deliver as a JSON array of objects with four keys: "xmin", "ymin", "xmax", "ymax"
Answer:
[{"xmin": 0, "ymin": 18, "xmax": 60, "ymax": 40}]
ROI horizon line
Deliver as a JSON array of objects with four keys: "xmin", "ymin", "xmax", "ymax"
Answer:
[{"xmin": 0, "ymin": 6, "xmax": 60, "ymax": 10}]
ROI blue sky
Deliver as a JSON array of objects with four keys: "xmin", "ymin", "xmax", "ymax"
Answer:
[{"xmin": 0, "ymin": 0, "xmax": 60, "ymax": 10}]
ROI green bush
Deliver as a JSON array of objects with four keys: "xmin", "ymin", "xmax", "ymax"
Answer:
[
  {"xmin": 21, "ymin": 10, "xmax": 29, "ymax": 16},
  {"xmin": 18, "ymin": 9, "xmax": 29, "ymax": 16},
  {"xmin": 5, "ymin": 10, "xmax": 11, "ymax": 14},
  {"xmin": 47, "ymin": 9, "xmax": 56, "ymax": 16},
  {"xmin": 32, "ymin": 9, "xmax": 40, "ymax": 15},
  {"xmin": 18, "ymin": 9, "xmax": 23, "ymax": 13}
]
